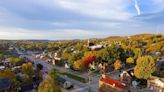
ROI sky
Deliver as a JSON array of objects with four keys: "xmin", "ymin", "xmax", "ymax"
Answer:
[{"xmin": 0, "ymin": 0, "xmax": 164, "ymax": 40}]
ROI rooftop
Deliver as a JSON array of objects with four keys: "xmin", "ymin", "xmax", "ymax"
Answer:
[{"xmin": 100, "ymin": 76, "xmax": 127, "ymax": 89}]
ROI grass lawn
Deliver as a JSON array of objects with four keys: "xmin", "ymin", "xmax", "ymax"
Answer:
[
  {"xmin": 49, "ymin": 69, "xmax": 86, "ymax": 83},
  {"xmin": 59, "ymin": 72, "xmax": 86, "ymax": 83}
]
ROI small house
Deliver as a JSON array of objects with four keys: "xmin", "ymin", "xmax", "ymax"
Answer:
[
  {"xmin": 120, "ymin": 68, "xmax": 135, "ymax": 85},
  {"xmin": 0, "ymin": 66, "xmax": 5, "ymax": 70},
  {"xmin": 56, "ymin": 76, "xmax": 73, "ymax": 89},
  {"xmin": 147, "ymin": 76, "xmax": 164, "ymax": 92},
  {"xmin": 99, "ymin": 74, "xmax": 129, "ymax": 92}
]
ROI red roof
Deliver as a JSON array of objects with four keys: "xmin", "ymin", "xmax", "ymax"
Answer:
[{"xmin": 100, "ymin": 76, "xmax": 127, "ymax": 89}]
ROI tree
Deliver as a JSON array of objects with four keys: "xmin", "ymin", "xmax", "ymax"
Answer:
[
  {"xmin": 0, "ymin": 54, "xmax": 4, "ymax": 61},
  {"xmin": 126, "ymin": 57, "xmax": 134, "ymax": 64},
  {"xmin": 0, "ymin": 68, "xmax": 16, "ymax": 82},
  {"xmin": 134, "ymin": 56, "xmax": 156, "ymax": 79},
  {"xmin": 62, "ymin": 52, "xmax": 70, "ymax": 60},
  {"xmin": 99, "ymin": 45, "xmax": 124, "ymax": 64},
  {"xmin": 8, "ymin": 57, "xmax": 21, "ymax": 64},
  {"xmin": 114, "ymin": 60, "xmax": 122, "ymax": 70},
  {"xmin": 56, "ymin": 49, "xmax": 63, "ymax": 57},
  {"xmin": 22, "ymin": 62, "xmax": 34, "ymax": 82},
  {"xmin": 36, "ymin": 64, "xmax": 43, "ymax": 81},
  {"xmin": 82, "ymin": 54, "xmax": 96, "ymax": 68},
  {"xmin": 75, "ymin": 43, "xmax": 83, "ymax": 51},
  {"xmin": 38, "ymin": 75, "xmax": 61, "ymax": 92},
  {"xmin": 133, "ymin": 48, "xmax": 142, "ymax": 59},
  {"xmin": 68, "ymin": 53, "xmax": 84, "ymax": 64},
  {"xmin": 0, "ymin": 69, "xmax": 19, "ymax": 91},
  {"xmin": 73, "ymin": 60, "xmax": 85, "ymax": 71},
  {"xmin": 37, "ymin": 64, "xmax": 43, "ymax": 71}
]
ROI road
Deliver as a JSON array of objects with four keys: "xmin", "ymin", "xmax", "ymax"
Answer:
[
  {"xmin": 15, "ymin": 48, "xmax": 99, "ymax": 92},
  {"xmin": 25, "ymin": 55, "xmax": 99, "ymax": 92}
]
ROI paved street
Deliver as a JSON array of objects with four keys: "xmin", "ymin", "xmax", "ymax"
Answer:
[
  {"xmin": 25, "ymin": 55, "xmax": 99, "ymax": 92},
  {"xmin": 15, "ymin": 48, "xmax": 99, "ymax": 92}
]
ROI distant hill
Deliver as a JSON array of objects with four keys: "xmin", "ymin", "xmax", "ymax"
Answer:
[{"xmin": 26, "ymin": 40, "xmax": 49, "ymax": 42}]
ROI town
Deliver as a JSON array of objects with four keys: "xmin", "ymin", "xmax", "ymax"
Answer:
[{"xmin": 0, "ymin": 34, "xmax": 163, "ymax": 92}]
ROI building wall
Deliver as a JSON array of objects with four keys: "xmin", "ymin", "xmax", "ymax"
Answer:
[
  {"xmin": 99, "ymin": 80, "xmax": 128, "ymax": 92},
  {"xmin": 147, "ymin": 81, "xmax": 164, "ymax": 92},
  {"xmin": 120, "ymin": 72, "xmax": 132, "ymax": 85}
]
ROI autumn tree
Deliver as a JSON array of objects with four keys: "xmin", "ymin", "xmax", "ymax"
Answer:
[
  {"xmin": 82, "ymin": 54, "xmax": 96, "ymax": 68},
  {"xmin": 38, "ymin": 75, "xmax": 61, "ymax": 92},
  {"xmin": 56, "ymin": 48, "xmax": 63, "ymax": 57},
  {"xmin": 114, "ymin": 60, "xmax": 122, "ymax": 70},
  {"xmin": 9, "ymin": 57, "xmax": 21, "ymax": 65},
  {"xmin": 75, "ymin": 43, "xmax": 83, "ymax": 51},
  {"xmin": 134, "ymin": 56, "xmax": 156, "ymax": 79},
  {"xmin": 0, "ymin": 68, "xmax": 19, "ymax": 91},
  {"xmin": 133, "ymin": 48, "xmax": 142, "ymax": 59},
  {"xmin": 22, "ymin": 62, "xmax": 34, "ymax": 82},
  {"xmin": 73, "ymin": 60, "xmax": 85, "ymax": 71},
  {"xmin": 126, "ymin": 57, "xmax": 134, "ymax": 64},
  {"xmin": 68, "ymin": 53, "xmax": 84, "ymax": 64},
  {"xmin": 0, "ymin": 68, "xmax": 16, "ymax": 82},
  {"xmin": 62, "ymin": 52, "xmax": 70, "ymax": 60}
]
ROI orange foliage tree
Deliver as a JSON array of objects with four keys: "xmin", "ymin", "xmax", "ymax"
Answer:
[
  {"xmin": 114, "ymin": 60, "xmax": 122, "ymax": 70},
  {"xmin": 82, "ymin": 54, "xmax": 96, "ymax": 68}
]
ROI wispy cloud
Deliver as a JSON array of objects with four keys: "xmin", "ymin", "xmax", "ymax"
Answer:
[
  {"xmin": 0, "ymin": 0, "xmax": 163, "ymax": 40},
  {"xmin": 134, "ymin": 0, "xmax": 141, "ymax": 15},
  {"xmin": 56, "ymin": 0, "xmax": 133, "ymax": 20}
]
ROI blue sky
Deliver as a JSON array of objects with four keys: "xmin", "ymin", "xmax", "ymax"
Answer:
[{"xmin": 0, "ymin": 0, "xmax": 164, "ymax": 40}]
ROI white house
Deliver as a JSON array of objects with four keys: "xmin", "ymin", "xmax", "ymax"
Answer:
[
  {"xmin": 147, "ymin": 76, "xmax": 164, "ymax": 92},
  {"xmin": 0, "ymin": 66, "xmax": 5, "ymax": 70}
]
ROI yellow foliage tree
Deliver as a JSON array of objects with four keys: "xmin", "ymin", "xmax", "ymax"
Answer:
[
  {"xmin": 126, "ymin": 57, "xmax": 134, "ymax": 64},
  {"xmin": 9, "ymin": 57, "xmax": 21, "ymax": 64},
  {"xmin": 134, "ymin": 56, "xmax": 156, "ymax": 79},
  {"xmin": 114, "ymin": 60, "xmax": 122, "ymax": 70},
  {"xmin": 38, "ymin": 75, "xmax": 61, "ymax": 92},
  {"xmin": 0, "ymin": 68, "xmax": 16, "ymax": 82},
  {"xmin": 133, "ymin": 48, "xmax": 142, "ymax": 59},
  {"xmin": 73, "ymin": 60, "xmax": 85, "ymax": 71},
  {"xmin": 22, "ymin": 62, "xmax": 34, "ymax": 82}
]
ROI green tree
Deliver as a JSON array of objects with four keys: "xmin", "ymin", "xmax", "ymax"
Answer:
[
  {"xmin": 134, "ymin": 56, "xmax": 156, "ymax": 79},
  {"xmin": 75, "ymin": 43, "xmax": 83, "ymax": 51},
  {"xmin": 133, "ymin": 48, "xmax": 142, "ymax": 59},
  {"xmin": 38, "ymin": 75, "xmax": 61, "ymax": 92},
  {"xmin": 68, "ymin": 53, "xmax": 84, "ymax": 64},
  {"xmin": 99, "ymin": 45, "xmax": 123, "ymax": 64},
  {"xmin": 0, "ymin": 54, "xmax": 4, "ymax": 61},
  {"xmin": 9, "ymin": 57, "xmax": 21, "ymax": 64}
]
